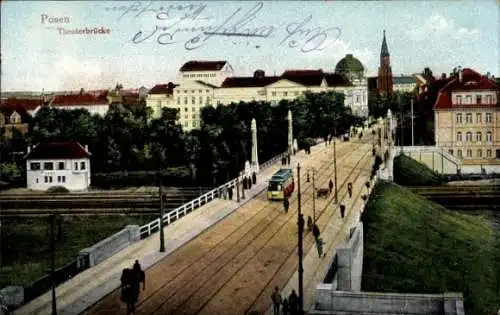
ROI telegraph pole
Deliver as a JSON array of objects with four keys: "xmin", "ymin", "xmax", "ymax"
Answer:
[
  {"xmin": 158, "ymin": 172, "xmax": 165, "ymax": 252},
  {"xmin": 312, "ymin": 170, "xmax": 316, "ymax": 225},
  {"xmin": 236, "ymin": 176, "xmax": 240, "ymax": 202},
  {"xmin": 333, "ymin": 140, "xmax": 338, "ymax": 204},
  {"xmin": 411, "ymin": 98, "xmax": 414, "ymax": 147},
  {"xmin": 50, "ymin": 214, "xmax": 57, "ymax": 315},
  {"xmin": 296, "ymin": 163, "xmax": 304, "ymax": 314}
]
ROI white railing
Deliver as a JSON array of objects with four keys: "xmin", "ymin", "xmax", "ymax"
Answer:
[{"xmin": 139, "ymin": 151, "xmax": 286, "ymax": 239}]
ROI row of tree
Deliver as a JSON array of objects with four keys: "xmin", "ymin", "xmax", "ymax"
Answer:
[{"xmin": 1, "ymin": 91, "xmax": 365, "ymax": 186}]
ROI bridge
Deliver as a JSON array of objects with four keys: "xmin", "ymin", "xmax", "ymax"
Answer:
[{"xmin": 13, "ymin": 118, "xmax": 389, "ymax": 315}]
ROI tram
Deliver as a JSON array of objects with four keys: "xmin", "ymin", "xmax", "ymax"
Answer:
[{"xmin": 267, "ymin": 168, "xmax": 295, "ymax": 201}]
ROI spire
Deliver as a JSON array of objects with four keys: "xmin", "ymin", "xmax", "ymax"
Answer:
[{"xmin": 381, "ymin": 30, "xmax": 389, "ymax": 57}]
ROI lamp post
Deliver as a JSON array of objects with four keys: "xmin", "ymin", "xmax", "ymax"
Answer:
[
  {"xmin": 158, "ymin": 172, "xmax": 165, "ymax": 253},
  {"xmin": 307, "ymin": 168, "xmax": 317, "ymax": 225},
  {"xmin": 333, "ymin": 140, "xmax": 338, "ymax": 204},
  {"xmin": 296, "ymin": 163, "xmax": 304, "ymax": 314},
  {"xmin": 50, "ymin": 214, "xmax": 57, "ymax": 315}
]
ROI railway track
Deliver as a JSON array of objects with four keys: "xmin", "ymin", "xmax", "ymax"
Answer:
[
  {"xmin": 82, "ymin": 138, "xmax": 374, "ymax": 315},
  {"xmin": 0, "ymin": 208, "xmax": 162, "ymax": 217}
]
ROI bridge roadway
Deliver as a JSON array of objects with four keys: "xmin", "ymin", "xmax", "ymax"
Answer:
[{"xmin": 16, "ymin": 135, "xmax": 375, "ymax": 315}]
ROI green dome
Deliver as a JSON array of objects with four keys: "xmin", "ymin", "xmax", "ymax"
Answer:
[{"xmin": 335, "ymin": 54, "xmax": 365, "ymax": 80}]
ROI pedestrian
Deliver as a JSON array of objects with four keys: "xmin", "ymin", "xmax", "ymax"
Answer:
[
  {"xmin": 271, "ymin": 286, "xmax": 282, "ymax": 315},
  {"xmin": 288, "ymin": 290, "xmax": 299, "ymax": 314},
  {"xmin": 282, "ymin": 297, "xmax": 289, "ymax": 315},
  {"xmin": 282, "ymin": 156, "xmax": 286, "ymax": 165},
  {"xmin": 243, "ymin": 177, "xmax": 248, "ymax": 190},
  {"xmin": 312, "ymin": 224, "xmax": 320, "ymax": 240},
  {"xmin": 340, "ymin": 204, "xmax": 345, "ymax": 219},
  {"xmin": 347, "ymin": 182, "xmax": 353, "ymax": 198},
  {"xmin": 252, "ymin": 172, "xmax": 257, "ymax": 184},
  {"xmin": 120, "ymin": 268, "xmax": 136, "ymax": 315},
  {"xmin": 228, "ymin": 186, "xmax": 233, "ymax": 200},
  {"xmin": 132, "ymin": 260, "xmax": 145, "ymax": 291},
  {"xmin": 298, "ymin": 214, "xmax": 305, "ymax": 233},
  {"xmin": 222, "ymin": 185, "xmax": 227, "ymax": 199},
  {"xmin": 307, "ymin": 216, "xmax": 313, "ymax": 232},
  {"xmin": 316, "ymin": 237, "xmax": 325, "ymax": 258},
  {"xmin": 328, "ymin": 179, "xmax": 333, "ymax": 194},
  {"xmin": 248, "ymin": 176, "xmax": 252, "ymax": 189},
  {"xmin": 287, "ymin": 155, "xmax": 291, "ymax": 165},
  {"xmin": 283, "ymin": 197, "xmax": 289, "ymax": 213}
]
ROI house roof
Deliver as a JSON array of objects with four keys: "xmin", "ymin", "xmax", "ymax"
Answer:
[
  {"xmin": 0, "ymin": 103, "xmax": 31, "ymax": 123},
  {"xmin": 1, "ymin": 98, "xmax": 44, "ymax": 111},
  {"xmin": 26, "ymin": 142, "xmax": 91, "ymax": 160},
  {"xmin": 282, "ymin": 69, "xmax": 326, "ymax": 86},
  {"xmin": 51, "ymin": 94, "xmax": 108, "ymax": 107},
  {"xmin": 149, "ymin": 83, "xmax": 178, "ymax": 95},
  {"xmin": 434, "ymin": 68, "xmax": 499, "ymax": 110},
  {"xmin": 194, "ymin": 80, "xmax": 219, "ymax": 88},
  {"xmin": 180, "ymin": 61, "xmax": 227, "ymax": 72},
  {"xmin": 221, "ymin": 76, "xmax": 281, "ymax": 88},
  {"xmin": 393, "ymin": 76, "xmax": 415, "ymax": 85}
]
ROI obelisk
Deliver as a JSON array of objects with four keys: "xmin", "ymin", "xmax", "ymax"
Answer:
[
  {"xmin": 251, "ymin": 118, "xmax": 259, "ymax": 173},
  {"xmin": 288, "ymin": 110, "xmax": 293, "ymax": 155},
  {"xmin": 387, "ymin": 109, "xmax": 394, "ymax": 181}
]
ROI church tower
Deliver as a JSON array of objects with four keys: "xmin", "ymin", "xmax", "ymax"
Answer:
[{"xmin": 377, "ymin": 30, "xmax": 393, "ymax": 96}]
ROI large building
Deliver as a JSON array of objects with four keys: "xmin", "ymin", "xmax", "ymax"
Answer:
[
  {"xmin": 377, "ymin": 30, "xmax": 393, "ymax": 96},
  {"xmin": 434, "ymin": 67, "xmax": 500, "ymax": 165},
  {"xmin": 25, "ymin": 142, "xmax": 92, "ymax": 191},
  {"xmin": 147, "ymin": 58, "xmax": 369, "ymax": 131}
]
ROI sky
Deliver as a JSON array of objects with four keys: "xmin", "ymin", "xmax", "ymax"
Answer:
[{"xmin": 1, "ymin": 0, "xmax": 498, "ymax": 92}]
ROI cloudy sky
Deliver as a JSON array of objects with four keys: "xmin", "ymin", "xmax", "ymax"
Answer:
[{"xmin": 1, "ymin": 0, "xmax": 498, "ymax": 91}]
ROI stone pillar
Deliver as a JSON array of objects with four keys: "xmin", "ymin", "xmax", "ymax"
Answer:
[
  {"xmin": 386, "ymin": 110, "xmax": 394, "ymax": 181},
  {"xmin": 288, "ymin": 110, "xmax": 293, "ymax": 155},
  {"xmin": 251, "ymin": 118, "xmax": 260, "ymax": 173}
]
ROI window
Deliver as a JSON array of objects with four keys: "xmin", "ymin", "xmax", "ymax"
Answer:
[
  {"xmin": 487, "ymin": 149, "xmax": 492, "ymax": 157},
  {"xmin": 466, "ymin": 149, "xmax": 472, "ymax": 157},
  {"xmin": 466, "ymin": 132, "xmax": 472, "ymax": 142},
  {"xmin": 198, "ymin": 90, "xmax": 202, "ymax": 93},
  {"xmin": 58, "ymin": 162, "xmax": 65, "ymax": 170},
  {"xmin": 191, "ymin": 90, "xmax": 195, "ymax": 93},
  {"xmin": 184, "ymin": 114, "xmax": 188, "ymax": 119},
  {"xmin": 184, "ymin": 107, "xmax": 188, "ymax": 112},
  {"xmin": 477, "ymin": 149, "xmax": 482, "ymax": 157},
  {"xmin": 466, "ymin": 95, "xmax": 472, "ymax": 104},
  {"xmin": 456, "ymin": 132, "xmax": 462, "ymax": 142},
  {"xmin": 44, "ymin": 176, "xmax": 48, "ymax": 183},
  {"xmin": 272, "ymin": 92, "xmax": 276, "ymax": 96},
  {"xmin": 206, "ymin": 90, "xmax": 210, "ymax": 93},
  {"xmin": 465, "ymin": 113, "xmax": 472, "ymax": 123},
  {"xmin": 80, "ymin": 162, "xmax": 86, "ymax": 170},
  {"xmin": 476, "ymin": 113, "xmax": 482, "ymax": 123},
  {"xmin": 177, "ymin": 97, "xmax": 180, "ymax": 105},
  {"xmin": 476, "ymin": 132, "xmax": 482, "ymax": 142},
  {"xmin": 192, "ymin": 121, "xmax": 196, "ymax": 127},
  {"xmin": 448, "ymin": 149, "xmax": 454, "ymax": 155},
  {"xmin": 57, "ymin": 176, "xmax": 61, "ymax": 183},
  {"xmin": 486, "ymin": 95, "xmax": 492, "ymax": 104},
  {"xmin": 74, "ymin": 162, "xmax": 78, "ymax": 170},
  {"xmin": 206, "ymin": 97, "xmax": 211, "ymax": 105},
  {"xmin": 456, "ymin": 113, "xmax": 462, "ymax": 124},
  {"xmin": 457, "ymin": 149, "xmax": 462, "ymax": 157},
  {"xmin": 43, "ymin": 162, "xmax": 54, "ymax": 170},
  {"xmin": 36, "ymin": 178, "xmax": 39, "ymax": 183},
  {"xmin": 199, "ymin": 96, "xmax": 203, "ymax": 104},
  {"xmin": 192, "ymin": 113, "xmax": 196, "ymax": 119},
  {"xmin": 456, "ymin": 95, "xmax": 462, "ymax": 104},
  {"xmin": 497, "ymin": 149, "xmax": 500, "ymax": 159},
  {"xmin": 284, "ymin": 92, "xmax": 288, "ymax": 97},
  {"xmin": 356, "ymin": 96, "xmax": 360, "ymax": 103},
  {"xmin": 184, "ymin": 121, "xmax": 188, "ymax": 127},
  {"xmin": 184, "ymin": 97, "xmax": 188, "ymax": 105},
  {"xmin": 62, "ymin": 176, "xmax": 66, "ymax": 183},
  {"xmin": 192, "ymin": 97, "xmax": 195, "ymax": 105},
  {"xmin": 486, "ymin": 131, "xmax": 492, "ymax": 142},
  {"xmin": 486, "ymin": 113, "xmax": 492, "ymax": 123},
  {"xmin": 30, "ymin": 162, "xmax": 41, "ymax": 170},
  {"xmin": 476, "ymin": 95, "xmax": 482, "ymax": 105}
]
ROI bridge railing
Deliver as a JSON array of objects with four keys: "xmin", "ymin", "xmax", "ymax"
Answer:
[{"xmin": 139, "ymin": 151, "xmax": 286, "ymax": 239}]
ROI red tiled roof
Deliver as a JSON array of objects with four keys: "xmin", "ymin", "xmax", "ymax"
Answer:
[
  {"xmin": 194, "ymin": 80, "xmax": 219, "ymax": 89},
  {"xmin": 324, "ymin": 73, "xmax": 352, "ymax": 87},
  {"xmin": 26, "ymin": 142, "xmax": 91, "ymax": 160},
  {"xmin": 0, "ymin": 103, "xmax": 31, "ymax": 123},
  {"xmin": 434, "ymin": 68, "xmax": 499, "ymax": 110},
  {"xmin": 1, "ymin": 98, "xmax": 44, "ymax": 111},
  {"xmin": 51, "ymin": 94, "xmax": 108, "ymax": 107},
  {"xmin": 180, "ymin": 61, "xmax": 227, "ymax": 72},
  {"xmin": 149, "ymin": 83, "xmax": 178, "ymax": 95},
  {"xmin": 221, "ymin": 76, "xmax": 281, "ymax": 88}
]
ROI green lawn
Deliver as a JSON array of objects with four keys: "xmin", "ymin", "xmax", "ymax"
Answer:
[
  {"xmin": 393, "ymin": 153, "xmax": 447, "ymax": 186},
  {"xmin": 0, "ymin": 215, "xmax": 156, "ymax": 289},
  {"xmin": 361, "ymin": 181, "xmax": 500, "ymax": 315}
]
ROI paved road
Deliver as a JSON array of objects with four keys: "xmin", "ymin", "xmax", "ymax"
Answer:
[{"xmin": 82, "ymin": 138, "xmax": 373, "ymax": 315}]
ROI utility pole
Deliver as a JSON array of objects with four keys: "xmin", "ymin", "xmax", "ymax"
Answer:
[
  {"xmin": 241, "ymin": 172, "xmax": 245, "ymax": 200},
  {"xmin": 312, "ymin": 170, "xmax": 316, "ymax": 225},
  {"xmin": 296, "ymin": 163, "xmax": 304, "ymax": 314},
  {"xmin": 158, "ymin": 172, "xmax": 165, "ymax": 252},
  {"xmin": 236, "ymin": 176, "xmax": 240, "ymax": 202},
  {"xmin": 333, "ymin": 140, "xmax": 338, "ymax": 204},
  {"xmin": 50, "ymin": 214, "xmax": 57, "ymax": 315},
  {"xmin": 411, "ymin": 98, "xmax": 414, "ymax": 147}
]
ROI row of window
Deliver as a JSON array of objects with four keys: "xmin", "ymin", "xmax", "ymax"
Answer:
[
  {"xmin": 174, "ymin": 96, "xmax": 212, "ymax": 106},
  {"xmin": 35, "ymin": 175, "xmax": 66, "ymax": 184},
  {"xmin": 455, "ymin": 94, "xmax": 494, "ymax": 105},
  {"xmin": 449, "ymin": 148, "xmax": 497, "ymax": 158},
  {"xmin": 456, "ymin": 112, "xmax": 493, "ymax": 124},
  {"xmin": 30, "ymin": 161, "xmax": 86, "ymax": 171},
  {"xmin": 182, "ymin": 74, "xmax": 216, "ymax": 79},
  {"xmin": 182, "ymin": 120, "xmax": 198, "ymax": 128},
  {"xmin": 184, "ymin": 113, "xmax": 199, "ymax": 119},
  {"xmin": 176, "ymin": 88, "xmax": 212, "ymax": 94},
  {"xmin": 456, "ymin": 131, "xmax": 492, "ymax": 142}
]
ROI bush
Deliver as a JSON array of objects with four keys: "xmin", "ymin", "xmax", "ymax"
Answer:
[
  {"xmin": 393, "ymin": 154, "xmax": 447, "ymax": 186},
  {"xmin": 46, "ymin": 186, "xmax": 70, "ymax": 194},
  {"xmin": 91, "ymin": 167, "xmax": 194, "ymax": 188}
]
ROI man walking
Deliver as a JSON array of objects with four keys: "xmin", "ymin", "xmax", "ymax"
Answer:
[
  {"xmin": 271, "ymin": 286, "xmax": 282, "ymax": 315},
  {"xmin": 328, "ymin": 179, "xmax": 334, "ymax": 195},
  {"xmin": 347, "ymin": 182, "xmax": 353, "ymax": 198},
  {"xmin": 283, "ymin": 197, "xmax": 289, "ymax": 213},
  {"xmin": 340, "ymin": 204, "xmax": 346, "ymax": 219},
  {"xmin": 298, "ymin": 214, "xmax": 305, "ymax": 233},
  {"xmin": 288, "ymin": 290, "xmax": 299, "ymax": 315}
]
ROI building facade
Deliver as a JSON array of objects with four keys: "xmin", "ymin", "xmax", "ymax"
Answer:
[
  {"xmin": 148, "ymin": 59, "xmax": 369, "ymax": 131},
  {"xmin": 25, "ymin": 142, "xmax": 92, "ymax": 191},
  {"xmin": 377, "ymin": 30, "xmax": 393, "ymax": 96},
  {"xmin": 0, "ymin": 103, "xmax": 30, "ymax": 139},
  {"xmin": 434, "ymin": 67, "xmax": 500, "ymax": 165}
]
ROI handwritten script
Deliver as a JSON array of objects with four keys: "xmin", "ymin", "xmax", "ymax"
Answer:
[{"xmin": 105, "ymin": 1, "xmax": 342, "ymax": 52}]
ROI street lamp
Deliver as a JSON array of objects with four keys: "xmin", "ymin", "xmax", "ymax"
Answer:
[
  {"xmin": 306, "ymin": 168, "xmax": 317, "ymax": 225},
  {"xmin": 158, "ymin": 172, "xmax": 165, "ymax": 253},
  {"xmin": 296, "ymin": 163, "xmax": 304, "ymax": 314},
  {"xmin": 333, "ymin": 140, "xmax": 338, "ymax": 204},
  {"xmin": 49, "ymin": 214, "xmax": 58, "ymax": 315}
]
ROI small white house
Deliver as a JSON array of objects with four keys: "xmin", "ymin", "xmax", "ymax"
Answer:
[{"xmin": 25, "ymin": 142, "xmax": 91, "ymax": 191}]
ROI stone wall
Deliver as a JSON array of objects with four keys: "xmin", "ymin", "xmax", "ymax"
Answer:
[
  {"xmin": 335, "ymin": 223, "xmax": 363, "ymax": 291},
  {"xmin": 77, "ymin": 225, "xmax": 140, "ymax": 268}
]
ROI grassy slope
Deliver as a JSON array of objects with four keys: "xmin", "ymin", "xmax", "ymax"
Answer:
[
  {"xmin": 393, "ymin": 153, "xmax": 447, "ymax": 186},
  {"xmin": 361, "ymin": 181, "xmax": 500, "ymax": 315},
  {"xmin": 0, "ymin": 215, "xmax": 155, "ymax": 288}
]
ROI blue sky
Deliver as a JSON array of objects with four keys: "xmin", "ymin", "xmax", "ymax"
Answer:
[{"xmin": 1, "ymin": 0, "xmax": 498, "ymax": 91}]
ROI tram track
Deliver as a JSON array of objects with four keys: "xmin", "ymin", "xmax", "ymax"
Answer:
[{"xmin": 82, "ymin": 140, "xmax": 373, "ymax": 315}]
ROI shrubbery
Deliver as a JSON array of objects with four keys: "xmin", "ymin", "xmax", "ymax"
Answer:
[{"xmin": 91, "ymin": 167, "xmax": 193, "ymax": 188}]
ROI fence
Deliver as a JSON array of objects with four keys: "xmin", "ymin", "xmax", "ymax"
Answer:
[{"xmin": 139, "ymin": 151, "xmax": 287, "ymax": 239}]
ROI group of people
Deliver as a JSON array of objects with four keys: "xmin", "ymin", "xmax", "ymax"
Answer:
[
  {"xmin": 120, "ymin": 260, "xmax": 146, "ymax": 315},
  {"xmin": 281, "ymin": 155, "xmax": 292, "ymax": 166},
  {"xmin": 219, "ymin": 172, "xmax": 258, "ymax": 200},
  {"xmin": 271, "ymin": 287, "xmax": 300, "ymax": 315}
]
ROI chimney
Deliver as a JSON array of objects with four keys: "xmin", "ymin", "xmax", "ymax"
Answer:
[
  {"xmin": 441, "ymin": 73, "xmax": 447, "ymax": 79},
  {"xmin": 458, "ymin": 69, "xmax": 463, "ymax": 82},
  {"xmin": 27, "ymin": 146, "xmax": 31, "ymax": 153},
  {"xmin": 84, "ymin": 144, "xmax": 89, "ymax": 152}
]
